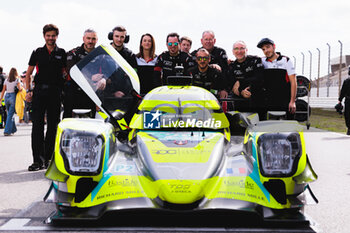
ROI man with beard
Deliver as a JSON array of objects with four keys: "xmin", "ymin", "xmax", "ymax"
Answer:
[
  {"xmin": 109, "ymin": 26, "xmax": 137, "ymax": 69},
  {"xmin": 154, "ymin": 32, "xmax": 195, "ymax": 85},
  {"xmin": 189, "ymin": 48, "xmax": 227, "ymax": 98},
  {"xmin": 25, "ymin": 24, "xmax": 66, "ymax": 171},
  {"xmin": 63, "ymin": 29, "xmax": 98, "ymax": 118},
  {"xmin": 257, "ymin": 38, "xmax": 297, "ymax": 119}
]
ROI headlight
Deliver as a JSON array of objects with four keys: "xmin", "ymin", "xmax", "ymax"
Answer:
[
  {"xmin": 60, "ymin": 129, "xmax": 105, "ymax": 175},
  {"xmin": 257, "ymin": 133, "xmax": 301, "ymax": 177}
]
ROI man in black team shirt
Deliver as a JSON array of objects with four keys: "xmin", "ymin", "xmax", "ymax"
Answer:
[
  {"xmin": 63, "ymin": 28, "xmax": 98, "ymax": 118},
  {"xmin": 191, "ymin": 30, "xmax": 228, "ymax": 75},
  {"xmin": 228, "ymin": 40, "xmax": 265, "ymax": 119},
  {"xmin": 25, "ymin": 24, "xmax": 66, "ymax": 171},
  {"xmin": 189, "ymin": 48, "xmax": 227, "ymax": 98},
  {"xmin": 154, "ymin": 32, "xmax": 195, "ymax": 85},
  {"xmin": 109, "ymin": 26, "xmax": 137, "ymax": 69}
]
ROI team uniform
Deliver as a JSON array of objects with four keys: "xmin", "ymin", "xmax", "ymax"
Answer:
[
  {"xmin": 191, "ymin": 46, "xmax": 229, "ymax": 76},
  {"xmin": 115, "ymin": 45, "xmax": 137, "ymax": 68},
  {"xmin": 136, "ymin": 56, "xmax": 158, "ymax": 95},
  {"xmin": 154, "ymin": 51, "xmax": 195, "ymax": 85},
  {"xmin": 261, "ymin": 52, "xmax": 295, "ymax": 118},
  {"xmin": 339, "ymin": 77, "xmax": 350, "ymax": 134},
  {"xmin": 63, "ymin": 44, "xmax": 96, "ymax": 118},
  {"xmin": 228, "ymin": 55, "xmax": 265, "ymax": 115},
  {"xmin": 28, "ymin": 44, "xmax": 66, "ymax": 168},
  {"xmin": 188, "ymin": 66, "xmax": 225, "ymax": 96}
]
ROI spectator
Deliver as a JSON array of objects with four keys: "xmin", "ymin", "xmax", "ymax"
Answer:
[
  {"xmin": 338, "ymin": 66, "xmax": 350, "ymax": 135},
  {"xmin": 15, "ymin": 75, "xmax": 26, "ymax": 125},
  {"xmin": 63, "ymin": 28, "xmax": 98, "ymax": 118},
  {"xmin": 154, "ymin": 32, "xmax": 195, "ymax": 85},
  {"xmin": 0, "ymin": 67, "xmax": 22, "ymax": 136},
  {"xmin": 228, "ymin": 40, "xmax": 265, "ymax": 119},
  {"xmin": 191, "ymin": 30, "xmax": 228, "ymax": 74},
  {"xmin": 189, "ymin": 48, "xmax": 227, "ymax": 98},
  {"xmin": 136, "ymin": 33, "xmax": 158, "ymax": 95},
  {"xmin": 25, "ymin": 24, "xmax": 67, "ymax": 171},
  {"xmin": 0, "ymin": 66, "xmax": 6, "ymax": 128},
  {"xmin": 257, "ymin": 38, "xmax": 296, "ymax": 119},
  {"xmin": 0, "ymin": 66, "xmax": 5, "ymax": 92},
  {"xmin": 180, "ymin": 36, "xmax": 192, "ymax": 54},
  {"xmin": 109, "ymin": 26, "xmax": 137, "ymax": 68}
]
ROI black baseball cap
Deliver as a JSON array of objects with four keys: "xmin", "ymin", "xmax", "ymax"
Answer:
[{"xmin": 257, "ymin": 38, "xmax": 274, "ymax": 48}]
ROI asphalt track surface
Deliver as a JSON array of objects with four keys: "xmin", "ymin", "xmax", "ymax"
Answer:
[{"xmin": 0, "ymin": 123, "xmax": 349, "ymax": 232}]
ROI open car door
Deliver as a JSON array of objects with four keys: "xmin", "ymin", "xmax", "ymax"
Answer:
[{"xmin": 69, "ymin": 44, "xmax": 140, "ymax": 119}]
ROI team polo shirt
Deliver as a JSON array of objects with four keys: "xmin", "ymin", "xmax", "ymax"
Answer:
[
  {"xmin": 261, "ymin": 53, "xmax": 295, "ymax": 110},
  {"xmin": 262, "ymin": 52, "xmax": 295, "ymax": 81},
  {"xmin": 28, "ymin": 44, "xmax": 66, "ymax": 88}
]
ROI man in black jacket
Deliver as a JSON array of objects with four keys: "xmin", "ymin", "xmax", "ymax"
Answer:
[
  {"xmin": 228, "ymin": 40, "xmax": 265, "ymax": 118},
  {"xmin": 338, "ymin": 66, "xmax": 350, "ymax": 135},
  {"xmin": 191, "ymin": 30, "xmax": 228, "ymax": 75},
  {"xmin": 63, "ymin": 29, "xmax": 98, "ymax": 118},
  {"xmin": 110, "ymin": 26, "xmax": 137, "ymax": 69},
  {"xmin": 189, "ymin": 48, "xmax": 227, "ymax": 98},
  {"xmin": 154, "ymin": 32, "xmax": 195, "ymax": 85}
]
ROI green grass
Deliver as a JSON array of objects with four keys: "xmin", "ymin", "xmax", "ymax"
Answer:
[{"xmin": 304, "ymin": 108, "xmax": 347, "ymax": 133}]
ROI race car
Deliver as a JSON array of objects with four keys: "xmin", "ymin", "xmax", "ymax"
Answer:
[{"xmin": 44, "ymin": 44, "xmax": 318, "ymax": 227}]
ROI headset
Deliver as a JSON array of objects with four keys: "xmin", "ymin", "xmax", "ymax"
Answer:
[{"xmin": 108, "ymin": 26, "xmax": 130, "ymax": 43}]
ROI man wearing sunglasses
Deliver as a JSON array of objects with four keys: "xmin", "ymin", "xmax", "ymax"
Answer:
[
  {"xmin": 228, "ymin": 40, "xmax": 265, "ymax": 119},
  {"xmin": 154, "ymin": 32, "xmax": 195, "ymax": 85},
  {"xmin": 189, "ymin": 48, "xmax": 228, "ymax": 99}
]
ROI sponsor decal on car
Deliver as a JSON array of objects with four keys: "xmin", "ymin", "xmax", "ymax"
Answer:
[{"xmin": 143, "ymin": 110, "xmax": 222, "ymax": 129}]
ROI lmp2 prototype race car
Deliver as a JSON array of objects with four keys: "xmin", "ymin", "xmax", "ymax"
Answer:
[{"xmin": 44, "ymin": 44, "xmax": 318, "ymax": 228}]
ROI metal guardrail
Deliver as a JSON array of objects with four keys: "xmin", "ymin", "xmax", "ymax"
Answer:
[{"xmin": 300, "ymin": 97, "xmax": 338, "ymax": 108}]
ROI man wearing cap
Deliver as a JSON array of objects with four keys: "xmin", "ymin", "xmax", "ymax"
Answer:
[{"xmin": 257, "ymin": 38, "xmax": 297, "ymax": 119}]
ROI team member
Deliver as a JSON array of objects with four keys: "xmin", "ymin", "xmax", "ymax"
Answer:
[
  {"xmin": 191, "ymin": 30, "xmax": 228, "ymax": 74},
  {"xmin": 25, "ymin": 24, "xmax": 67, "ymax": 171},
  {"xmin": 228, "ymin": 41, "xmax": 265, "ymax": 118},
  {"xmin": 257, "ymin": 38, "xmax": 297, "ymax": 119},
  {"xmin": 136, "ymin": 33, "xmax": 158, "ymax": 95},
  {"xmin": 180, "ymin": 36, "xmax": 192, "ymax": 54},
  {"xmin": 338, "ymin": 66, "xmax": 350, "ymax": 135},
  {"xmin": 109, "ymin": 26, "xmax": 137, "ymax": 68},
  {"xmin": 63, "ymin": 29, "xmax": 98, "ymax": 118},
  {"xmin": 189, "ymin": 48, "xmax": 227, "ymax": 98},
  {"xmin": 154, "ymin": 32, "xmax": 195, "ymax": 85}
]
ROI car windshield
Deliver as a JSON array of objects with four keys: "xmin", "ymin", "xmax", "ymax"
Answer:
[
  {"xmin": 141, "ymin": 101, "xmax": 228, "ymax": 130},
  {"xmin": 70, "ymin": 45, "xmax": 139, "ymax": 113}
]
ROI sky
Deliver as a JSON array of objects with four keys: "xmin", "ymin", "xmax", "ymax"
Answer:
[{"xmin": 1, "ymin": 0, "xmax": 350, "ymax": 79}]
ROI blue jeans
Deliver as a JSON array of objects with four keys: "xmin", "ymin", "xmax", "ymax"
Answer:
[{"xmin": 4, "ymin": 93, "xmax": 17, "ymax": 134}]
